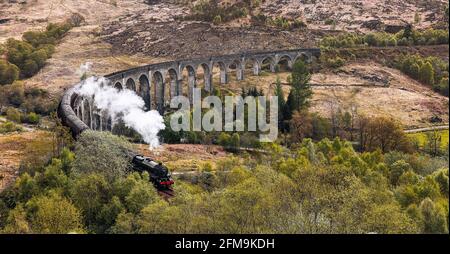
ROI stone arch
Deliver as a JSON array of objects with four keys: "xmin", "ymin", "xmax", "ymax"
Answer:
[
  {"xmin": 101, "ymin": 113, "xmax": 108, "ymax": 131},
  {"xmin": 125, "ymin": 78, "xmax": 136, "ymax": 91},
  {"xmin": 182, "ymin": 65, "xmax": 196, "ymax": 101},
  {"xmin": 114, "ymin": 82, "xmax": 123, "ymax": 90},
  {"xmin": 277, "ymin": 55, "xmax": 293, "ymax": 71},
  {"xmin": 82, "ymin": 99, "xmax": 92, "ymax": 128},
  {"xmin": 76, "ymin": 104, "xmax": 83, "ymax": 120},
  {"xmin": 139, "ymin": 74, "xmax": 151, "ymax": 111},
  {"xmin": 73, "ymin": 95, "xmax": 84, "ymax": 119},
  {"xmin": 229, "ymin": 59, "xmax": 244, "ymax": 81},
  {"xmin": 212, "ymin": 61, "xmax": 227, "ymax": 85},
  {"xmin": 70, "ymin": 93, "xmax": 78, "ymax": 109},
  {"xmin": 106, "ymin": 116, "xmax": 113, "ymax": 131},
  {"xmin": 196, "ymin": 63, "xmax": 212, "ymax": 92},
  {"xmin": 261, "ymin": 56, "xmax": 276, "ymax": 72},
  {"xmin": 245, "ymin": 58, "xmax": 260, "ymax": 76},
  {"xmin": 93, "ymin": 112, "xmax": 101, "ymax": 131},
  {"xmin": 294, "ymin": 52, "xmax": 309, "ymax": 63},
  {"xmin": 152, "ymin": 71, "xmax": 165, "ymax": 113},
  {"xmin": 166, "ymin": 68, "xmax": 179, "ymax": 99}
]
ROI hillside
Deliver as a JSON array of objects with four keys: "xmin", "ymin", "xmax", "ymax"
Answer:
[{"xmin": 0, "ymin": 0, "xmax": 449, "ymax": 236}]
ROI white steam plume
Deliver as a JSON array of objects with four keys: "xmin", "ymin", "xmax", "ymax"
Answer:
[
  {"xmin": 75, "ymin": 76, "xmax": 165, "ymax": 148},
  {"xmin": 77, "ymin": 62, "xmax": 93, "ymax": 77}
]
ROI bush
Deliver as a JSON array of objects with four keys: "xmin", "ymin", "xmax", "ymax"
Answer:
[
  {"xmin": 435, "ymin": 78, "xmax": 449, "ymax": 96},
  {"xmin": 320, "ymin": 28, "xmax": 448, "ymax": 48},
  {"xmin": 0, "ymin": 60, "xmax": 19, "ymax": 85},
  {"xmin": 213, "ymin": 15, "xmax": 222, "ymax": 25},
  {"xmin": 395, "ymin": 54, "xmax": 448, "ymax": 96},
  {"xmin": 321, "ymin": 55, "xmax": 346, "ymax": 68},
  {"xmin": 0, "ymin": 121, "xmax": 23, "ymax": 134},
  {"xmin": 230, "ymin": 133, "xmax": 240, "ymax": 149},
  {"xmin": 325, "ymin": 19, "xmax": 335, "ymax": 25},
  {"xmin": 72, "ymin": 131, "xmax": 132, "ymax": 182},
  {"xmin": 419, "ymin": 62, "xmax": 435, "ymax": 86},
  {"xmin": 217, "ymin": 132, "xmax": 231, "ymax": 147},
  {"xmin": 189, "ymin": 0, "xmax": 250, "ymax": 23},
  {"xmin": 23, "ymin": 112, "xmax": 40, "ymax": 124},
  {"xmin": 0, "ymin": 82, "xmax": 25, "ymax": 107},
  {"xmin": 24, "ymin": 192, "xmax": 84, "ymax": 234},
  {"xmin": 5, "ymin": 107, "xmax": 22, "ymax": 123},
  {"xmin": 265, "ymin": 16, "xmax": 306, "ymax": 30},
  {"xmin": 2, "ymin": 21, "xmax": 73, "ymax": 81}
]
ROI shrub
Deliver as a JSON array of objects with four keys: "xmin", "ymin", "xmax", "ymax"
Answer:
[
  {"xmin": 217, "ymin": 132, "xmax": 231, "ymax": 147},
  {"xmin": 419, "ymin": 62, "xmax": 435, "ymax": 86},
  {"xmin": 189, "ymin": 0, "xmax": 250, "ymax": 23},
  {"xmin": 5, "ymin": 107, "xmax": 22, "ymax": 123},
  {"xmin": 230, "ymin": 133, "xmax": 240, "ymax": 149},
  {"xmin": 2, "ymin": 21, "xmax": 72, "ymax": 80},
  {"xmin": 23, "ymin": 112, "xmax": 40, "ymax": 124},
  {"xmin": 320, "ymin": 28, "xmax": 448, "ymax": 48},
  {"xmin": 0, "ymin": 60, "xmax": 19, "ymax": 85},
  {"xmin": 436, "ymin": 78, "xmax": 449, "ymax": 96},
  {"xmin": 0, "ymin": 121, "xmax": 23, "ymax": 134},
  {"xmin": 213, "ymin": 15, "xmax": 222, "ymax": 25},
  {"xmin": 25, "ymin": 192, "xmax": 84, "ymax": 233},
  {"xmin": 72, "ymin": 131, "xmax": 132, "ymax": 182},
  {"xmin": 1, "ymin": 81, "xmax": 25, "ymax": 107},
  {"xmin": 321, "ymin": 55, "xmax": 346, "ymax": 68},
  {"xmin": 22, "ymin": 59, "xmax": 39, "ymax": 77},
  {"xmin": 395, "ymin": 54, "xmax": 448, "ymax": 96},
  {"xmin": 325, "ymin": 19, "xmax": 335, "ymax": 25}
]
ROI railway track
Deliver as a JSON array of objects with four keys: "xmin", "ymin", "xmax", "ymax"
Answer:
[{"xmin": 158, "ymin": 189, "xmax": 175, "ymax": 199}]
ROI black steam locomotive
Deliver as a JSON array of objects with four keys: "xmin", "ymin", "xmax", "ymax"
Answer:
[{"xmin": 131, "ymin": 155, "xmax": 174, "ymax": 190}]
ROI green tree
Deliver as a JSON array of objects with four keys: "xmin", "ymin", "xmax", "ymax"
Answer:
[
  {"xmin": 40, "ymin": 158, "xmax": 68, "ymax": 190},
  {"xmin": 230, "ymin": 133, "xmax": 240, "ymax": 149},
  {"xmin": 5, "ymin": 39, "xmax": 34, "ymax": 69},
  {"xmin": 389, "ymin": 160, "xmax": 411, "ymax": 186},
  {"xmin": 217, "ymin": 132, "xmax": 231, "ymax": 147},
  {"xmin": 30, "ymin": 49, "xmax": 48, "ymax": 68},
  {"xmin": 137, "ymin": 200, "xmax": 184, "ymax": 233},
  {"xmin": 289, "ymin": 60, "xmax": 312, "ymax": 111},
  {"xmin": 433, "ymin": 168, "xmax": 449, "ymax": 196},
  {"xmin": 70, "ymin": 173, "xmax": 111, "ymax": 232},
  {"xmin": 213, "ymin": 15, "xmax": 222, "ymax": 25},
  {"xmin": 72, "ymin": 131, "xmax": 132, "ymax": 181},
  {"xmin": 23, "ymin": 112, "xmax": 40, "ymax": 124},
  {"xmin": 403, "ymin": 24, "xmax": 413, "ymax": 39},
  {"xmin": 419, "ymin": 198, "xmax": 448, "ymax": 233},
  {"xmin": 410, "ymin": 63, "xmax": 420, "ymax": 80},
  {"xmin": 274, "ymin": 76, "xmax": 287, "ymax": 130},
  {"xmin": 26, "ymin": 193, "xmax": 85, "ymax": 233},
  {"xmin": 125, "ymin": 180, "xmax": 158, "ymax": 214},
  {"xmin": 0, "ymin": 60, "xmax": 20, "ymax": 85},
  {"xmin": 419, "ymin": 61, "xmax": 435, "ymax": 85},
  {"xmin": 437, "ymin": 77, "xmax": 448, "ymax": 96},
  {"xmin": 22, "ymin": 59, "xmax": 39, "ymax": 77},
  {"xmin": 1, "ymin": 205, "xmax": 30, "ymax": 233},
  {"xmin": 6, "ymin": 107, "xmax": 22, "ymax": 123}
]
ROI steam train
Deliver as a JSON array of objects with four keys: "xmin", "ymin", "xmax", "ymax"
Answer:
[
  {"xmin": 58, "ymin": 97, "xmax": 174, "ymax": 190},
  {"xmin": 131, "ymin": 154, "xmax": 174, "ymax": 190}
]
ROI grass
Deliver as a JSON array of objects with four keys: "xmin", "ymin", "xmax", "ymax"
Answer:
[
  {"xmin": 0, "ymin": 121, "xmax": 23, "ymax": 134},
  {"xmin": 408, "ymin": 130, "xmax": 449, "ymax": 150}
]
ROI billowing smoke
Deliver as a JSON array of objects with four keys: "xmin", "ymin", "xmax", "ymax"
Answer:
[
  {"xmin": 77, "ymin": 62, "xmax": 93, "ymax": 77},
  {"xmin": 75, "ymin": 76, "xmax": 165, "ymax": 148}
]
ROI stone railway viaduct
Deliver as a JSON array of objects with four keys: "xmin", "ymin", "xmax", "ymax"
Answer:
[{"xmin": 59, "ymin": 48, "xmax": 320, "ymax": 136}]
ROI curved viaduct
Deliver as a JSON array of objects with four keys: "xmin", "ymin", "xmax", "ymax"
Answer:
[{"xmin": 59, "ymin": 48, "xmax": 320, "ymax": 136}]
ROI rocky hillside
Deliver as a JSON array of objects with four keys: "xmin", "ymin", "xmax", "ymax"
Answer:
[{"xmin": 258, "ymin": 0, "xmax": 448, "ymax": 32}]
